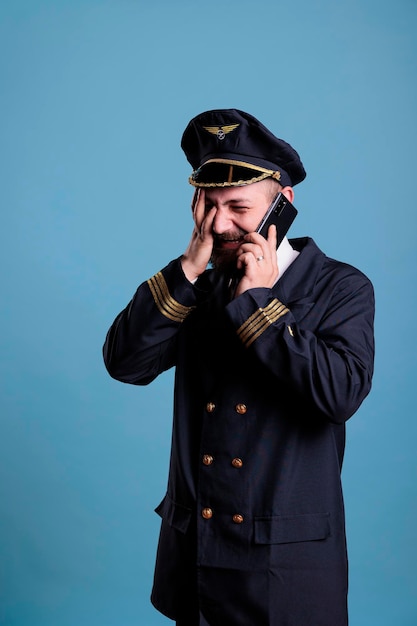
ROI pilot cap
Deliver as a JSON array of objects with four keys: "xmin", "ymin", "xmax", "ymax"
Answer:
[{"xmin": 181, "ymin": 108, "xmax": 306, "ymax": 188}]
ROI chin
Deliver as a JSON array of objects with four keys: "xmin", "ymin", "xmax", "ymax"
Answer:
[{"xmin": 210, "ymin": 249, "xmax": 238, "ymax": 273}]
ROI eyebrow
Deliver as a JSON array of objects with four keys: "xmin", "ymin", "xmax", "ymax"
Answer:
[{"xmin": 205, "ymin": 196, "xmax": 254, "ymax": 206}]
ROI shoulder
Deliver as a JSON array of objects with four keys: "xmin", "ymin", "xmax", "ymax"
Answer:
[{"xmin": 291, "ymin": 236, "xmax": 373, "ymax": 287}]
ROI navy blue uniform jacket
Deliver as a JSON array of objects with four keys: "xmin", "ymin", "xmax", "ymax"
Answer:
[{"xmin": 103, "ymin": 237, "xmax": 375, "ymax": 625}]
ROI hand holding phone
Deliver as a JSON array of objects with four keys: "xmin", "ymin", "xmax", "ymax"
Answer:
[{"xmin": 256, "ymin": 193, "xmax": 298, "ymax": 248}]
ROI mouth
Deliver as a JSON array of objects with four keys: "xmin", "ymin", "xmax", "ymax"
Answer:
[{"xmin": 214, "ymin": 237, "xmax": 244, "ymax": 250}]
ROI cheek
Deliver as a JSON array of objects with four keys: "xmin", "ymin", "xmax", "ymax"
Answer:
[{"xmin": 239, "ymin": 213, "xmax": 264, "ymax": 233}]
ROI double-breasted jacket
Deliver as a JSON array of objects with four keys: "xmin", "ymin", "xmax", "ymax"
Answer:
[{"xmin": 103, "ymin": 237, "xmax": 375, "ymax": 625}]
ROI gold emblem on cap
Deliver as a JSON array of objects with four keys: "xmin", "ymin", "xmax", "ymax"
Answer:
[{"xmin": 202, "ymin": 124, "xmax": 240, "ymax": 140}]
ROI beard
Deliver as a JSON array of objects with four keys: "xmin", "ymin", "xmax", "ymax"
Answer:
[
  {"xmin": 210, "ymin": 229, "xmax": 246, "ymax": 273},
  {"xmin": 210, "ymin": 248, "xmax": 238, "ymax": 273}
]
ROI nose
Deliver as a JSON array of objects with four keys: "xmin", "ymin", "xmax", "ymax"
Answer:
[{"xmin": 212, "ymin": 207, "xmax": 233, "ymax": 235}]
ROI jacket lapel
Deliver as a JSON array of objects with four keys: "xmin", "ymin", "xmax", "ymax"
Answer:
[{"xmin": 273, "ymin": 238, "xmax": 325, "ymax": 321}]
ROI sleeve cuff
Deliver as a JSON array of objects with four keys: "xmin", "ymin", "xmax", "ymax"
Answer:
[
  {"xmin": 236, "ymin": 298, "xmax": 289, "ymax": 347},
  {"xmin": 226, "ymin": 288, "xmax": 290, "ymax": 348}
]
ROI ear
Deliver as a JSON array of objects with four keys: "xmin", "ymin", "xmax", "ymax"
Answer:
[{"xmin": 281, "ymin": 186, "xmax": 294, "ymax": 203}]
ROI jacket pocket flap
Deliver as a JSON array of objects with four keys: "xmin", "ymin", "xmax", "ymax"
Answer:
[
  {"xmin": 155, "ymin": 494, "xmax": 192, "ymax": 534},
  {"xmin": 254, "ymin": 513, "xmax": 330, "ymax": 545}
]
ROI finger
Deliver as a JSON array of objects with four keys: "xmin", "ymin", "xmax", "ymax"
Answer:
[
  {"xmin": 236, "ymin": 251, "xmax": 258, "ymax": 271},
  {"xmin": 193, "ymin": 188, "xmax": 206, "ymax": 227},
  {"xmin": 191, "ymin": 188, "xmax": 199, "ymax": 212},
  {"xmin": 238, "ymin": 243, "xmax": 266, "ymax": 261},
  {"xmin": 194, "ymin": 188, "xmax": 203, "ymax": 214},
  {"xmin": 200, "ymin": 206, "xmax": 216, "ymax": 238},
  {"xmin": 243, "ymin": 231, "xmax": 265, "ymax": 245},
  {"xmin": 267, "ymin": 224, "xmax": 278, "ymax": 251},
  {"xmin": 192, "ymin": 190, "xmax": 205, "ymax": 227},
  {"xmin": 243, "ymin": 231, "xmax": 271, "ymax": 255}
]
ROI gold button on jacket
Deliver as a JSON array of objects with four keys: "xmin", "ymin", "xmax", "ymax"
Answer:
[
  {"xmin": 232, "ymin": 514, "xmax": 244, "ymax": 524},
  {"xmin": 201, "ymin": 507, "xmax": 213, "ymax": 519},
  {"xmin": 232, "ymin": 457, "xmax": 243, "ymax": 468},
  {"xmin": 235, "ymin": 403, "xmax": 247, "ymax": 414},
  {"xmin": 202, "ymin": 454, "xmax": 214, "ymax": 466}
]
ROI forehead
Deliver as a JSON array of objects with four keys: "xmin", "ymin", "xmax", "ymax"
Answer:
[{"xmin": 205, "ymin": 180, "xmax": 269, "ymax": 204}]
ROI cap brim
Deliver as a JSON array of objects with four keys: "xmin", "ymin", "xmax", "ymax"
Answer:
[{"xmin": 190, "ymin": 158, "xmax": 289, "ymax": 188}]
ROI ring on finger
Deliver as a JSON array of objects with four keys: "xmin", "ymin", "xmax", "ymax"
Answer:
[{"xmin": 256, "ymin": 255, "xmax": 264, "ymax": 262}]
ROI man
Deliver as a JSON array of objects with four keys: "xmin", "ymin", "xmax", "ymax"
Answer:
[{"xmin": 103, "ymin": 109, "xmax": 375, "ymax": 625}]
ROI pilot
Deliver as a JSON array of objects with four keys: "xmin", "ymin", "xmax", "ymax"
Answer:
[{"xmin": 103, "ymin": 108, "xmax": 375, "ymax": 626}]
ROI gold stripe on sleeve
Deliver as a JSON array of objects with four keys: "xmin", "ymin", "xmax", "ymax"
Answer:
[
  {"xmin": 237, "ymin": 299, "xmax": 289, "ymax": 348},
  {"xmin": 147, "ymin": 272, "xmax": 195, "ymax": 323}
]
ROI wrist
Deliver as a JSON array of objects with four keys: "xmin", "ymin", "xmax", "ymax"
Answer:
[{"xmin": 181, "ymin": 256, "xmax": 201, "ymax": 283}]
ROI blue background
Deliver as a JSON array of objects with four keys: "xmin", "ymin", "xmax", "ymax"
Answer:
[{"xmin": 1, "ymin": 1, "xmax": 416, "ymax": 624}]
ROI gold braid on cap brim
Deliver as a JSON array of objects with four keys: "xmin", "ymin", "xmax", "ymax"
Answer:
[{"xmin": 188, "ymin": 158, "xmax": 282, "ymax": 188}]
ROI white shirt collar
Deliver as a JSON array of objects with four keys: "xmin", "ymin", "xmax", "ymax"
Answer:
[{"xmin": 276, "ymin": 236, "xmax": 299, "ymax": 281}]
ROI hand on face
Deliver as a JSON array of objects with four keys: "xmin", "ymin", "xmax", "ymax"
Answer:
[
  {"xmin": 233, "ymin": 225, "xmax": 278, "ymax": 297},
  {"xmin": 181, "ymin": 189, "xmax": 216, "ymax": 282},
  {"xmin": 181, "ymin": 181, "xmax": 283, "ymax": 292}
]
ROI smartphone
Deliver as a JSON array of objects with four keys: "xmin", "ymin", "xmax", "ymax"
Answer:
[{"xmin": 256, "ymin": 193, "xmax": 298, "ymax": 248}]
